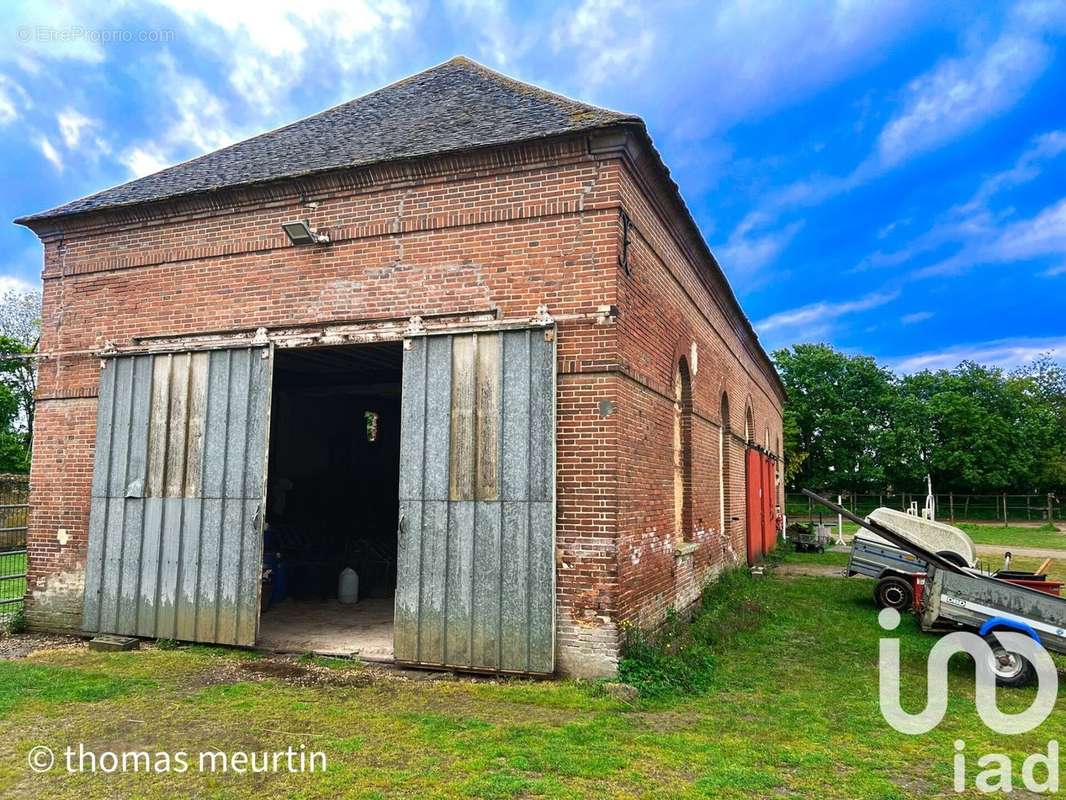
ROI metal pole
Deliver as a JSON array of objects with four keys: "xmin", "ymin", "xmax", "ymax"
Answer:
[
  {"xmin": 1002, "ymin": 492, "xmax": 1008, "ymax": 527},
  {"xmin": 949, "ymin": 492, "xmax": 954, "ymax": 523},
  {"xmin": 836, "ymin": 494, "xmax": 845, "ymax": 545}
]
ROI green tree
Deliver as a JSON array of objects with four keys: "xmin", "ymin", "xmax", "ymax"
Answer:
[
  {"xmin": 0, "ymin": 379, "xmax": 28, "ymax": 472},
  {"xmin": 774, "ymin": 345, "xmax": 1066, "ymax": 495},
  {"xmin": 0, "ymin": 288, "xmax": 41, "ymax": 473},
  {"xmin": 773, "ymin": 344, "xmax": 895, "ymax": 492}
]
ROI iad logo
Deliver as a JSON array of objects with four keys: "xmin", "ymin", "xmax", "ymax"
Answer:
[
  {"xmin": 877, "ymin": 607, "xmax": 1058, "ymax": 735},
  {"xmin": 878, "ymin": 607, "xmax": 1062, "ymax": 794}
]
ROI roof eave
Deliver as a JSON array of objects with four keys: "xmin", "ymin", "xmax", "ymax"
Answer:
[
  {"xmin": 13, "ymin": 118, "xmax": 642, "ymax": 237},
  {"xmin": 590, "ymin": 124, "xmax": 786, "ymax": 403}
]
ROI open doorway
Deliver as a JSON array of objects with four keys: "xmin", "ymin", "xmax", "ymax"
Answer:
[{"xmin": 257, "ymin": 341, "xmax": 403, "ymax": 659}]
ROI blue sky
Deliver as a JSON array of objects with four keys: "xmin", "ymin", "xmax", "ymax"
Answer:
[{"xmin": 2, "ymin": 1, "xmax": 1064, "ymax": 372}]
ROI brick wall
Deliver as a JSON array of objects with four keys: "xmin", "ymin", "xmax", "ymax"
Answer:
[
  {"xmin": 22, "ymin": 129, "xmax": 782, "ymax": 676},
  {"xmin": 612, "ymin": 158, "xmax": 784, "ymax": 629}
]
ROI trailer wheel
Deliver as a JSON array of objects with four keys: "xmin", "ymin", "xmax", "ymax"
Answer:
[
  {"xmin": 983, "ymin": 633, "xmax": 1036, "ymax": 688},
  {"xmin": 873, "ymin": 576, "xmax": 913, "ymax": 611},
  {"xmin": 936, "ymin": 550, "xmax": 970, "ymax": 568}
]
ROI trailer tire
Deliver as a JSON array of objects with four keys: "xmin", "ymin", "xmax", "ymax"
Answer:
[
  {"xmin": 873, "ymin": 576, "xmax": 913, "ymax": 611},
  {"xmin": 983, "ymin": 633, "xmax": 1037, "ymax": 688},
  {"xmin": 936, "ymin": 550, "xmax": 970, "ymax": 568}
]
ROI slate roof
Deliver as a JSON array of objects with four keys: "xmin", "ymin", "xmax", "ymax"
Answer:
[{"xmin": 16, "ymin": 56, "xmax": 639, "ymax": 224}]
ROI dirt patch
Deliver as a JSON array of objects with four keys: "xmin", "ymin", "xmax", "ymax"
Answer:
[
  {"xmin": 237, "ymin": 659, "xmax": 310, "ymax": 680},
  {"xmin": 0, "ymin": 632, "xmax": 84, "ymax": 660},
  {"xmin": 193, "ymin": 654, "xmax": 390, "ymax": 689},
  {"xmin": 774, "ymin": 564, "xmax": 845, "ymax": 578}
]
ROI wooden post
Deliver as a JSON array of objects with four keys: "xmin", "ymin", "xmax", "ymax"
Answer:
[
  {"xmin": 1026, "ymin": 495, "xmax": 1031, "ymax": 522},
  {"xmin": 1050, "ymin": 493, "xmax": 1055, "ymax": 523},
  {"xmin": 1002, "ymin": 492, "xmax": 1008, "ymax": 527},
  {"xmin": 949, "ymin": 492, "xmax": 954, "ymax": 522}
]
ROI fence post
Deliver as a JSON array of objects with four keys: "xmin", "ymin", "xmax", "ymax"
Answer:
[
  {"xmin": 1049, "ymin": 493, "xmax": 1055, "ymax": 524},
  {"xmin": 1002, "ymin": 492, "xmax": 1008, "ymax": 527},
  {"xmin": 949, "ymin": 492, "xmax": 954, "ymax": 522}
]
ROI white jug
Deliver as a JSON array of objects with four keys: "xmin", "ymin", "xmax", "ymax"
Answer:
[{"xmin": 338, "ymin": 567, "xmax": 359, "ymax": 604}]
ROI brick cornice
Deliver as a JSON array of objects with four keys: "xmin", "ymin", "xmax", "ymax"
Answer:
[
  {"xmin": 23, "ymin": 134, "xmax": 593, "ymax": 241},
  {"xmin": 590, "ymin": 128, "xmax": 786, "ymax": 404},
  {"xmin": 42, "ymin": 198, "xmax": 615, "ymax": 280}
]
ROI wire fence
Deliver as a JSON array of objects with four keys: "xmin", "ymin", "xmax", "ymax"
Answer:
[
  {"xmin": 0, "ymin": 474, "xmax": 29, "ymax": 617},
  {"xmin": 786, "ymin": 491, "xmax": 1061, "ymax": 525}
]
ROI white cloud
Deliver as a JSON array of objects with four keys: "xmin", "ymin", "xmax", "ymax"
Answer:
[
  {"xmin": 877, "ymin": 34, "xmax": 1049, "ymax": 168},
  {"xmin": 445, "ymin": 0, "xmax": 539, "ymax": 68},
  {"xmin": 542, "ymin": 0, "xmax": 934, "ymax": 135},
  {"xmin": 56, "ymin": 107, "xmax": 94, "ymax": 148},
  {"xmin": 887, "ymin": 336, "xmax": 1066, "ymax": 373},
  {"xmin": 0, "ymin": 75, "xmax": 30, "ymax": 124},
  {"xmin": 900, "ymin": 311, "xmax": 933, "ymax": 325},
  {"xmin": 738, "ymin": 9, "xmax": 1063, "ymax": 245},
  {"xmin": 917, "ymin": 196, "xmax": 1066, "ymax": 277},
  {"xmin": 0, "ymin": 275, "xmax": 37, "ymax": 295},
  {"xmin": 37, "ymin": 135, "xmax": 62, "ymax": 171},
  {"xmin": 715, "ymin": 212, "xmax": 803, "ymax": 287},
  {"xmin": 1041, "ymin": 263, "xmax": 1066, "ymax": 277},
  {"xmin": 755, "ymin": 288, "xmax": 900, "ymax": 348},
  {"xmin": 153, "ymin": 0, "xmax": 417, "ymax": 108},
  {"xmin": 856, "ymin": 130, "xmax": 1066, "ymax": 276},
  {"xmin": 117, "ymin": 53, "xmax": 241, "ymax": 177},
  {"xmin": 120, "ymin": 145, "xmax": 172, "ymax": 178},
  {"xmin": 551, "ymin": 0, "xmax": 655, "ymax": 86}
]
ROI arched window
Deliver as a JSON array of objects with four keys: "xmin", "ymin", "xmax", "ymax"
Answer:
[
  {"xmin": 674, "ymin": 357, "xmax": 694, "ymax": 542},
  {"xmin": 745, "ymin": 406, "xmax": 755, "ymax": 444},
  {"xmin": 719, "ymin": 392, "xmax": 731, "ymax": 538}
]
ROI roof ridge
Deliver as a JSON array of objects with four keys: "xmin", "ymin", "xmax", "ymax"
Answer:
[{"xmin": 442, "ymin": 56, "xmax": 635, "ymax": 119}]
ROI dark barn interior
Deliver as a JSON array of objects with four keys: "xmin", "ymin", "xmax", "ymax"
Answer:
[{"xmin": 257, "ymin": 341, "xmax": 403, "ymax": 657}]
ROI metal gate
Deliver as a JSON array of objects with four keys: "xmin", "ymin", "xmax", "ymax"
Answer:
[
  {"xmin": 395, "ymin": 327, "xmax": 556, "ymax": 673},
  {"xmin": 82, "ymin": 346, "xmax": 273, "ymax": 646}
]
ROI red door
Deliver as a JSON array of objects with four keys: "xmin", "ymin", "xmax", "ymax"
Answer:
[
  {"xmin": 745, "ymin": 448, "xmax": 763, "ymax": 564},
  {"xmin": 762, "ymin": 454, "xmax": 776, "ymax": 555}
]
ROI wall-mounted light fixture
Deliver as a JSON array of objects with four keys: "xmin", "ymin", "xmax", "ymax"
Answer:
[{"xmin": 281, "ymin": 220, "xmax": 330, "ymax": 245}]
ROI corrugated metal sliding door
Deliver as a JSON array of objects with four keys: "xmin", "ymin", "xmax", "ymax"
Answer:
[
  {"xmin": 395, "ymin": 328, "xmax": 556, "ymax": 674},
  {"xmin": 82, "ymin": 346, "xmax": 273, "ymax": 646},
  {"xmin": 745, "ymin": 447, "xmax": 763, "ymax": 565}
]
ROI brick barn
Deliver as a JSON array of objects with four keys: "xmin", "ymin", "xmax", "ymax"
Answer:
[{"xmin": 15, "ymin": 57, "xmax": 784, "ymax": 678}]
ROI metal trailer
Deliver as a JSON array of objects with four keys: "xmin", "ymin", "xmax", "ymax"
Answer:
[
  {"xmin": 805, "ymin": 489, "xmax": 1066, "ymax": 687},
  {"xmin": 847, "ymin": 535, "xmax": 928, "ymax": 610}
]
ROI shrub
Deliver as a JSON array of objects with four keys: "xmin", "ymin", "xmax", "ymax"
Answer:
[{"xmin": 618, "ymin": 569, "xmax": 767, "ymax": 701}]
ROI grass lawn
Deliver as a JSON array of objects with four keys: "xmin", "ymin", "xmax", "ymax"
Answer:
[
  {"xmin": 793, "ymin": 517, "xmax": 1066, "ymax": 552},
  {"xmin": 957, "ymin": 523, "xmax": 1066, "ymax": 551},
  {"xmin": 2, "ymin": 571, "xmax": 1064, "ymax": 799}
]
